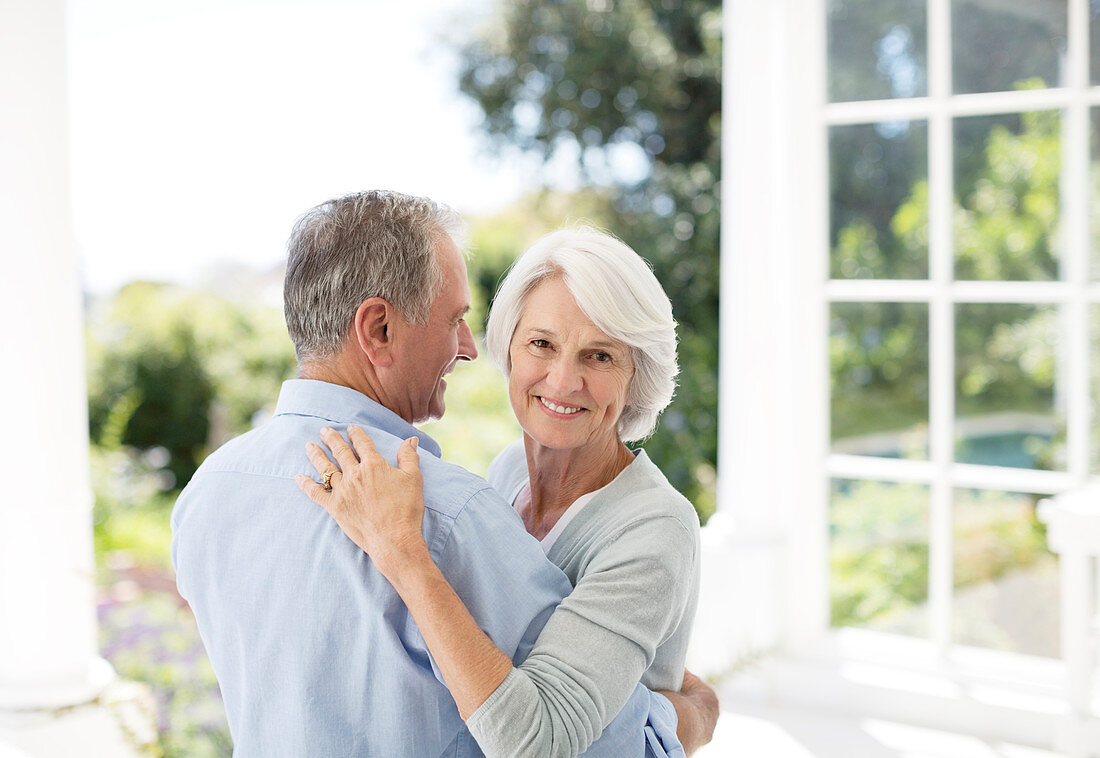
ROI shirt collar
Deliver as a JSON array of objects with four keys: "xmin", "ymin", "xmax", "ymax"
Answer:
[{"xmin": 272, "ymin": 379, "xmax": 443, "ymax": 458}]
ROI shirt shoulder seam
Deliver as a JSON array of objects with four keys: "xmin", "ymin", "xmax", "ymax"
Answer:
[{"xmin": 435, "ymin": 484, "xmax": 501, "ymax": 556}]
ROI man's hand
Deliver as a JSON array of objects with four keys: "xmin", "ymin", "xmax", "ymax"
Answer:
[{"xmin": 658, "ymin": 668, "xmax": 719, "ymax": 755}]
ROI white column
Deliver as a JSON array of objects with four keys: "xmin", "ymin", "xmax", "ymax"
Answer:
[
  {"xmin": 0, "ymin": 0, "xmax": 111, "ymax": 708},
  {"xmin": 713, "ymin": 0, "xmax": 829, "ymax": 654}
]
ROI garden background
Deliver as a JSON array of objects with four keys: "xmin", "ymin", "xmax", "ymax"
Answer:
[{"xmin": 83, "ymin": 1, "xmax": 1071, "ymax": 754}]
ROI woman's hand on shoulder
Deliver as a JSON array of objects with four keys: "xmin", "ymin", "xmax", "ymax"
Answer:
[{"xmin": 297, "ymin": 426, "xmax": 427, "ymax": 571}]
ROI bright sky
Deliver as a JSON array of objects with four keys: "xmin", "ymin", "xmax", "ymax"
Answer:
[{"xmin": 67, "ymin": 0, "xmax": 546, "ymax": 294}]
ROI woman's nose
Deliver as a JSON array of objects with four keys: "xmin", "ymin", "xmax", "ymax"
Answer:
[{"xmin": 545, "ymin": 357, "xmax": 582, "ymax": 395}]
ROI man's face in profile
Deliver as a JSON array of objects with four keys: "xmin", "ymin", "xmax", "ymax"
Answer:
[{"xmin": 387, "ymin": 237, "xmax": 478, "ymax": 424}]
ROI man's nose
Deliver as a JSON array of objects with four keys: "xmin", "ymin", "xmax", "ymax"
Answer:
[{"xmin": 457, "ymin": 321, "xmax": 478, "ymax": 362}]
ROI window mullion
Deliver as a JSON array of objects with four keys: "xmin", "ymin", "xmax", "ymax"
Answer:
[
  {"xmin": 927, "ymin": 0, "xmax": 955, "ymax": 654},
  {"xmin": 1065, "ymin": 0, "xmax": 1092, "ymax": 483},
  {"xmin": 827, "ymin": 280, "xmax": 1077, "ymax": 303},
  {"xmin": 825, "ymin": 88, "xmax": 1100, "ymax": 125},
  {"xmin": 827, "ymin": 453, "xmax": 1079, "ymax": 494}
]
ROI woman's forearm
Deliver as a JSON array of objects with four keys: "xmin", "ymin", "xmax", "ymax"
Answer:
[
  {"xmin": 299, "ymin": 429, "xmax": 655, "ymax": 754},
  {"xmin": 301, "ymin": 430, "xmax": 514, "ymax": 718},
  {"xmin": 376, "ymin": 540, "xmax": 513, "ymax": 720}
]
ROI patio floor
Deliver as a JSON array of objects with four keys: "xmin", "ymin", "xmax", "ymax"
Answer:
[{"xmin": 696, "ymin": 683, "xmax": 1065, "ymax": 758}]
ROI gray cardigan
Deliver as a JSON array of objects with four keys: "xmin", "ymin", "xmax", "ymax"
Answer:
[{"xmin": 466, "ymin": 440, "xmax": 701, "ymax": 757}]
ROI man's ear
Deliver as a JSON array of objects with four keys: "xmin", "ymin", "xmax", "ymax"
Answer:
[{"xmin": 352, "ymin": 297, "xmax": 394, "ymax": 367}]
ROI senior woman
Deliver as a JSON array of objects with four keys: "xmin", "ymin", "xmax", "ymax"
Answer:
[{"xmin": 300, "ymin": 228, "xmax": 713, "ymax": 757}]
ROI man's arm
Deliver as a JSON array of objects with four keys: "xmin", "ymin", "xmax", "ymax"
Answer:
[{"xmin": 658, "ymin": 670, "xmax": 719, "ymax": 755}]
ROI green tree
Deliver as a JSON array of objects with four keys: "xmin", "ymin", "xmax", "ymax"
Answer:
[
  {"xmin": 87, "ymin": 282, "xmax": 296, "ymax": 488},
  {"xmin": 831, "ymin": 102, "xmax": 1061, "ymax": 443},
  {"xmin": 826, "ymin": 2, "xmax": 1065, "ymax": 278},
  {"xmin": 87, "ymin": 283, "xmax": 214, "ymax": 487},
  {"xmin": 466, "ymin": 188, "xmax": 621, "ymax": 334},
  {"xmin": 457, "ymin": 0, "xmax": 721, "ymax": 518}
]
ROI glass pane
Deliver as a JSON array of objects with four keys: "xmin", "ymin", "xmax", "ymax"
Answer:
[
  {"xmin": 831, "ymin": 303, "xmax": 929, "ymax": 458},
  {"xmin": 954, "ymin": 112, "xmax": 1061, "ymax": 281},
  {"xmin": 1092, "ymin": 305, "xmax": 1100, "ymax": 474},
  {"xmin": 827, "ymin": 0, "xmax": 927, "ymax": 102},
  {"xmin": 952, "ymin": 488, "xmax": 1058, "ymax": 657},
  {"xmin": 1092, "ymin": 108, "xmax": 1100, "ymax": 281},
  {"xmin": 952, "ymin": 0, "xmax": 1068, "ymax": 94},
  {"xmin": 955, "ymin": 304, "xmax": 1064, "ymax": 470},
  {"xmin": 1092, "ymin": 1, "xmax": 1100, "ymax": 85},
  {"xmin": 830, "ymin": 121, "xmax": 929, "ymax": 279},
  {"xmin": 830, "ymin": 479, "xmax": 930, "ymax": 636}
]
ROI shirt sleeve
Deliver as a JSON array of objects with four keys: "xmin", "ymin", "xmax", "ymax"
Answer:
[
  {"xmin": 431, "ymin": 486, "xmax": 573, "ymax": 679},
  {"xmin": 464, "ymin": 516, "xmax": 697, "ymax": 758}
]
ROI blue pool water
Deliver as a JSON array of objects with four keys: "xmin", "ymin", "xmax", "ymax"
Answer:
[
  {"xmin": 839, "ymin": 429, "xmax": 1056, "ymax": 470},
  {"xmin": 954, "ymin": 431, "xmax": 1053, "ymax": 469}
]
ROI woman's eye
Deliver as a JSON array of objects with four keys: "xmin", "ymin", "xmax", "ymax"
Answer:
[
  {"xmin": 531, "ymin": 339, "xmax": 551, "ymax": 349},
  {"xmin": 592, "ymin": 351, "xmax": 611, "ymax": 363}
]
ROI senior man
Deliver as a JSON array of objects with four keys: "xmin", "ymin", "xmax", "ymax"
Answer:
[{"xmin": 171, "ymin": 190, "xmax": 716, "ymax": 757}]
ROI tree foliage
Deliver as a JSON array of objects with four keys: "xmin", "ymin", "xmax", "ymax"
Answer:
[
  {"xmin": 457, "ymin": 0, "xmax": 721, "ymax": 517},
  {"xmin": 831, "ymin": 102, "xmax": 1061, "ymax": 444},
  {"xmin": 86, "ymin": 282, "xmax": 296, "ymax": 488}
]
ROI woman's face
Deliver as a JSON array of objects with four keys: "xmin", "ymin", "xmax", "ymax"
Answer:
[{"xmin": 508, "ymin": 276, "xmax": 635, "ymax": 453}]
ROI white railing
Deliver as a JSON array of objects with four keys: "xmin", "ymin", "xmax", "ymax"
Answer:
[{"xmin": 1039, "ymin": 484, "xmax": 1100, "ymax": 758}]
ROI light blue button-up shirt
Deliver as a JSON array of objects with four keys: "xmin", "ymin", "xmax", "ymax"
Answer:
[{"xmin": 172, "ymin": 379, "xmax": 681, "ymax": 757}]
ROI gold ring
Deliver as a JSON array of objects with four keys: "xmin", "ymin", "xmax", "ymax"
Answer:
[{"xmin": 321, "ymin": 468, "xmax": 337, "ymax": 491}]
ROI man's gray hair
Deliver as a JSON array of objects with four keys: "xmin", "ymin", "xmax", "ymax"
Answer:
[
  {"xmin": 284, "ymin": 190, "xmax": 466, "ymax": 363},
  {"xmin": 486, "ymin": 227, "xmax": 679, "ymax": 442}
]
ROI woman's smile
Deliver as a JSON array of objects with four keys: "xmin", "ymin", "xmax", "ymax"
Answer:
[{"xmin": 537, "ymin": 396, "xmax": 585, "ymax": 416}]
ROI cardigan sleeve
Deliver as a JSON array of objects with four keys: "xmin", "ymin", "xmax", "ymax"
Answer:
[{"xmin": 464, "ymin": 515, "xmax": 696, "ymax": 758}]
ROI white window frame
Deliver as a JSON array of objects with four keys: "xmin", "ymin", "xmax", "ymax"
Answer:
[{"xmin": 720, "ymin": 0, "xmax": 1097, "ymax": 674}]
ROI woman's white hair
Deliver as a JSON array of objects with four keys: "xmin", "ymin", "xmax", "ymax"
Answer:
[{"xmin": 486, "ymin": 227, "xmax": 679, "ymax": 442}]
